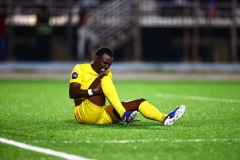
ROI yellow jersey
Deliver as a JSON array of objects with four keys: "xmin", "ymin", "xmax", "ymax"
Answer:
[
  {"xmin": 70, "ymin": 64, "xmax": 118, "ymax": 124},
  {"xmin": 69, "ymin": 63, "xmax": 112, "ymax": 90}
]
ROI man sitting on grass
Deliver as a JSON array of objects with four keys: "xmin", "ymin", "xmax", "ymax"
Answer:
[{"xmin": 69, "ymin": 46, "xmax": 186, "ymax": 125}]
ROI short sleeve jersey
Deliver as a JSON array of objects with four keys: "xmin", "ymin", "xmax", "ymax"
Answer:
[{"xmin": 69, "ymin": 64, "xmax": 112, "ymax": 90}]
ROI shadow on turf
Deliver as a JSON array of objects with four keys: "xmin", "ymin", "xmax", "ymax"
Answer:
[{"xmin": 62, "ymin": 119, "xmax": 180, "ymax": 130}]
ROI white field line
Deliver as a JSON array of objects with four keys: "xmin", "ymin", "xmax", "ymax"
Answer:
[
  {"xmin": 30, "ymin": 138, "xmax": 240, "ymax": 144},
  {"xmin": 0, "ymin": 138, "xmax": 93, "ymax": 160},
  {"xmin": 107, "ymin": 138, "xmax": 240, "ymax": 143},
  {"xmin": 156, "ymin": 93, "xmax": 240, "ymax": 103}
]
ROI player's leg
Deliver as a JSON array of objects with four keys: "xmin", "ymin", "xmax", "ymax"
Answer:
[
  {"xmin": 90, "ymin": 75, "xmax": 186, "ymax": 125},
  {"xmin": 120, "ymin": 98, "xmax": 167, "ymax": 123},
  {"xmin": 121, "ymin": 99, "xmax": 186, "ymax": 125},
  {"xmin": 90, "ymin": 75, "xmax": 167, "ymax": 123},
  {"xmin": 88, "ymin": 74, "xmax": 137, "ymax": 124},
  {"xmin": 101, "ymin": 75, "xmax": 129, "ymax": 117},
  {"xmin": 101, "ymin": 75, "xmax": 138, "ymax": 124}
]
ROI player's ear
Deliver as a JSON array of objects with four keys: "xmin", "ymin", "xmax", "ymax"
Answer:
[{"xmin": 93, "ymin": 55, "xmax": 98, "ymax": 62}]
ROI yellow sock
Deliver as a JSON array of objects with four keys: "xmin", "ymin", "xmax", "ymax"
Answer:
[
  {"xmin": 101, "ymin": 76, "xmax": 126, "ymax": 117},
  {"xmin": 139, "ymin": 101, "xmax": 167, "ymax": 122}
]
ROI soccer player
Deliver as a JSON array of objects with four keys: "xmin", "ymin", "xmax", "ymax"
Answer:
[{"xmin": 69, "ymin": 46, "xmax": 186, "ymax": 125}]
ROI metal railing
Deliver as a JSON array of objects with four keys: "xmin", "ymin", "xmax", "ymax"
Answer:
[
  {"xmin": 85, "ymin": 0, "xmax": 137, "ymax": 49},
  {"xmin": 1, "ymin": 0, "xmax": 240, "ymax": 62}
]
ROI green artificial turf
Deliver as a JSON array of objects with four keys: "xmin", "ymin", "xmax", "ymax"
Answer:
[{"xmin": 0, "ymin": 80, "xmax": 240, "ymax": 160}]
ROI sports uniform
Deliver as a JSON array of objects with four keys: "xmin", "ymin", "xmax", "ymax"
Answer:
[
  {"xmin": 69, "ymin": 47, "xmax": 186, "ymax": 126},
  {"xmin": 70, "ymin": 64, "xmax": 121, "ymax": 124}
]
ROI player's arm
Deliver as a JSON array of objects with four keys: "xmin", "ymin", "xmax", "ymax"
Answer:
[
  {"xmin": 69, "ymin": 73, "xmax": 106, "ymax": 99},
  {"xmin": 69, "ymin": 82, "xmax": 89, "ymax": 99},
  {"xmin": 69, "ymin": 82, "xmax": 103, "ymax": 99}
]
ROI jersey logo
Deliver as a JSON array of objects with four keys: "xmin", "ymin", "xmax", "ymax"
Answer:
[{"xmin": 72, "ymin": 72, "xmax": 78, "ymax": 79}]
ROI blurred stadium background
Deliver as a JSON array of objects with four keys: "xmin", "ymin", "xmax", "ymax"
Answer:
[{"xmin": 0, "ymin": 0, "xmax": 240, "ymax": 80}]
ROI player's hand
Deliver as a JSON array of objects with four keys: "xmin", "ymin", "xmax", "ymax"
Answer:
[
  {"xmin": 88, "ymin": 73, "xmax": 106, "ymax": 95},
  {"xmin": 98, "ymin": 73, "xmax": 107, "ymax": 79},
  {"xmin": 92, "ymin": 84, "xmax": 103, "ymax": 95}
]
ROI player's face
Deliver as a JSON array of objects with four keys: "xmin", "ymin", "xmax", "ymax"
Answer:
[{"xmin": 93, "ymin": 53, "xmax": 113, "ymax": 74}]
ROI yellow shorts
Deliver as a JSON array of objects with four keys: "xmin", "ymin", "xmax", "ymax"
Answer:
[{"xmin": 74, "ymin": 99, "xmax": 120, "ymax": 124}]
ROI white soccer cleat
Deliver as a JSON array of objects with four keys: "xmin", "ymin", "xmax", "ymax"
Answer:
[{"xmin": 163, "ymin": 105, "xmax": 186, "ymax": 126}]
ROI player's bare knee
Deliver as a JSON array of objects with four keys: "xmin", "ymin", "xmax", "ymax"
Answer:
[{"xmin": 139, "ymin": 98, "xmax": 146, "ymax": 102}]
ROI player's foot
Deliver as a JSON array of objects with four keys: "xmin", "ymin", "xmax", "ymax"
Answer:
[
  {"xmin": 163, "ymin": 105, "xmax": 186, "ymax": 126},
  {"xmin": 121, "ymin": 110, "xmax": 138, "ymax": 125}
]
